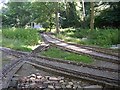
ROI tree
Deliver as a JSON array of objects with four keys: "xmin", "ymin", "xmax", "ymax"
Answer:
[
  {"xmin": 90, "ymin": 2, "xmax": 94, "ymax": 30},
  {"xmin": 60, "ymin": 2, "xmax": 80, "ymax": 28},
  {"xmin": 81, "ymin": 0, "xmax": 86, "ymax": 28},
  {"xmin": 95, "ymin": 2, "xmax": 120, "ymax": 28},
  {"xmin": 2, "ymin": 2, "xmax": 31, "ymax": 27},
  {"xmin": 55, "ymin": 2, "xmax": 59, "ymax": 33}
]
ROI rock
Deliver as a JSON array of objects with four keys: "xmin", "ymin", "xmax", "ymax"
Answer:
[
  {"xmin": 37, "ymin": 84, "xmax": 45, "ymax": 89},
  {"xmin": 29, "ymin": 83, "xmax": 37, "ymax": 88},
  {"xmin": 62, "ymin": 82, "xmax": 67, "ymax": 85},
  {"xmin": 30, "ymin": 77, "xmax": 36, "ymax": 81},
  {"xmin": 45, "ymin": 76, "xmax": 50, "ymax": 79},
  {"xmin": 36, "ymin": 73, "xmax": 40, "ymax": 75},
  {"xmin": 48, "ymin": 85, "xmax": 54, "ymax": 89},
  {"xmin": 43, "ymin": 81, "xmax": 54, "ymax": 85},
  {"xmin": 30, "ymin": 74, "xmax": 36, "ymax": 78},
  {"xmin": 36, "ymin": 75, "xmax": 42, "ymax": 79},
  {"xmin": 58, "ymin": 76, "xmax": 64, "ymax": 80},
  {"xmin": 35, "ymin": 79, "xmax": 41, "ymax": 83},
  {"xmin": 41, "ymin": 77, "xmax": 46, "ymax": 81},
  {"xmin": 68, "ymin": 82, "xmax": 73, "ymax": 85},
  {"xmin": 54, "ymin": 85, "xmax": 61, "ymax": 89},
  {"xmin": 84, "ymin": 85, "xmax": 102, "ymax": 90},
  {"xmin": 71, "ymin": 80, "xmax": 77, "ymax": 83},
  {"xmin": 77, "ymin": 81, "xmax": 82, "ymax": 84},
  {"xmin": 24, "ymin": 84, "xmax": 29, "ymax": 88},
  {"xmin": 66, "ymin": 85, "xmax": 72, "ymax": 88},
  {"xmin": 73, "ymin": 85, "xmax": 78, "ymax": 89},
  {"xmin": 59, "ymin": 80, "xmax": 64, "ymax": 83},
  {"xmin": 54, "ymin": 83, "xmax": 61, "ymax": 89},
  {"xmin": 49, "ymin": 77, "xmax": 60, "ymax": 81},
  {"xmin": 19, "ymin": 77, "xmax": 27, "ymax": 83},
  {"xmin": 61, "ymin": 85, "xmax": 66, "ymax": 88},
  {"xmin": 28, "ymin": 79, "xmax": 32, "ymax": 83},
  {"xmin": 77, "ymin": 85, "xmax": 82, "ymax": 88},
  {"xmin": 16, "ymin": 73, "xmax": 100, "ymax": 89}
]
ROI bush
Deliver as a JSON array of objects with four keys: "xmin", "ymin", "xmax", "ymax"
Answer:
[
  {"xmin": 2, "ymin": 28, "xmax": 40, "ymax": 46},
  {"xmin": 89, "ymin": 29, "xmax": 119, "ymax": 47},
  {"xmin": 56, "ymin": 28, "xmax": 119, "ymax": 47}
]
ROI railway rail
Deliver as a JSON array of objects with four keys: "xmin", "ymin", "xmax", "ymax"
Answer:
[
  {"xmin": 1, "ymin": 46, "xmax": 119, "ymax": 73},
  {"xmin": 1, "ymin": 43, "xmax": 119, "ymax": 89},
  {"xmin": 41, "ymin": 33, "xmax": 119, "ymax": 64},
  {"xmin": 48, "ymin": 33, "xmax": 119, "ymax": 57}
]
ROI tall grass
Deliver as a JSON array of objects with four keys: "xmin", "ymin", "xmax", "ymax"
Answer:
[
  {"xmin": 56, "ymin": 28, "xmax": 119, "ymax": 47},
  {"xmin": 2, "ymin": 28, "xmax": 40, "ymax": 45},
  {"xmin": 2, "ymin": 28, "xmax": 41, "ymax": 51}
]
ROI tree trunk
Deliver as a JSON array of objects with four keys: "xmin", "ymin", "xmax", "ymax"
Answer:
[
  {"xmin": 90, "ymin": 2, "xmax": 94, "ymax": 31},
  {"xmin": 49, "ymin": 15, "xmax": 52, "ymax": 32},
  {"xmin": 81, "ymin": 0, "xmax": 86, "ymax": 28},
  {"xmin": 55, "ymin": 2, "xmax": 59, "ymax": 33}
]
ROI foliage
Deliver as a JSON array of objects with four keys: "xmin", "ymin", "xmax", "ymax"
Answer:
[
  {"xmin": 55, "ymin": 28, "xmax": 119, "ymax": 47},
  {"xmin": 2, "ymin": 2, "xmax": 32, "ymax": 27},
  {"xmin": 95, "ymin": 2, "xmax": 120, "ymax": 28},
  {"xmin": 60, "ymin": 2, "xmax": 80, "ymax": 28},
  {"xmin": 2, "ymin": 28, "xmax": 40, "ymax": 51},
  {"xmin": 89, "ymin": 28, "xmax": 119, "ymax": 47},
  {"xmin": 30, "ymin": 2, "xmax": 57, "ymax": 29},
  {"xmin": 40, "ymin": 47, "xmax": 93, "ymax": 63},
  {"xmin": 2, "ymin": 38, "xmax": 32, "ymax": 52},
  {"xmin": 2, "ymin": 28, "xmax": 39, "ymax": 45},
  {"xmin": 2, "ymin": 2, "xmax": 120, "ymax": 29}
]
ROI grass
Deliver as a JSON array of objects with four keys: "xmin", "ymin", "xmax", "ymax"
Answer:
[
  {"xmin": 55, "ymin": 28, "xmax": 119, "ymax": 48},
  {"xmin": 40, "ymin": 47, "xmax": 93, "ymax": 64},
  {"xmin": 1, "ymin": 28, "xmax": 41, "ymax": 52}
]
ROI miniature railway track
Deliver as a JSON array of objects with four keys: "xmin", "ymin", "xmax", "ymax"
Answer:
[
  {"xmin": 48, "ymin": 33, "xmax": 119, "ymax": 57},
  {"xmin": 1, "ymin": 44, "xmax": 119, "ymax": 88},
  {"xmin": 26, "ymin": 57, "xmax": 119, "ymax": 87},
  {"xmin": 1, "ymin": 46, "xmax": 119, "ymax": 73},
  {"xmin": 2, "ymin": 52, "xmax": 119, "ymax": 88},
  {"xmin": 41, "ymin": 33, "xmax": 119, "ymax": 64}
]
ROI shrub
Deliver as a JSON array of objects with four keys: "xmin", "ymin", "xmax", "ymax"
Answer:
[{"xmin": 2, "ymin": 28, "xmax": 40, "ymax": 46}]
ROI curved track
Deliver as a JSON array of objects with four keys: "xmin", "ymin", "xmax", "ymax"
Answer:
[
  {"xmin": 41, "ymin": 33, "xmax": 119, "ymax": 64},
  {"xmin": 49, "ymin": 34, "xmax": 119, "ymax": 57},
  {"xmin": 1, "ymin": 47, "xmax": 119, "ymax": 88}
]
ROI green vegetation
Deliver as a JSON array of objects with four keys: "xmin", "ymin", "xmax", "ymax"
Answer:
[
  {"xmin": 40, "ymin": 47, "xmax": 93, "ymax": 63},
  {"xmin": 55, "ymin": 28, "xmax": 119, "ymax": 47},
  {"xmin": 1, "ymin": 28, "xmax": 41, "ymax": 51},
  {"xmin": 2, "ymin": 2, "xmax": 120, "ymax": 29}
]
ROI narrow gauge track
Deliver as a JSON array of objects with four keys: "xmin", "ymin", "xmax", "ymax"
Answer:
[
  {"xmin": 25, "ymin": 57, "xmax": 119, "ymax": 87},
  {"xmin": 1, "ymin": 46, "xmax": 119, "ymax": 73},
  {"xmin": 2, "ymin": 50, "xmax": 27, "ymax": 77},
  {"xmin": 2, "ymin": 60, "xmax": 25, "ymax": 88},
  {"xmin": 2, "ymin": 52, "xmax": 119, "ymax": 88},
  {"xmin": 1, "ymin": 46, "xmax": 47, "ymax": 76},
  {"xmin": 41, "ymin": 33, "xmax": 119, "ymax": 64},
  {"xmin": 1, "ymin": 47, "xmax": 119, "ymax": 88},
  {"xmin": 47, "ymin": 33, "xmax": 119, "ymax": 57}
]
